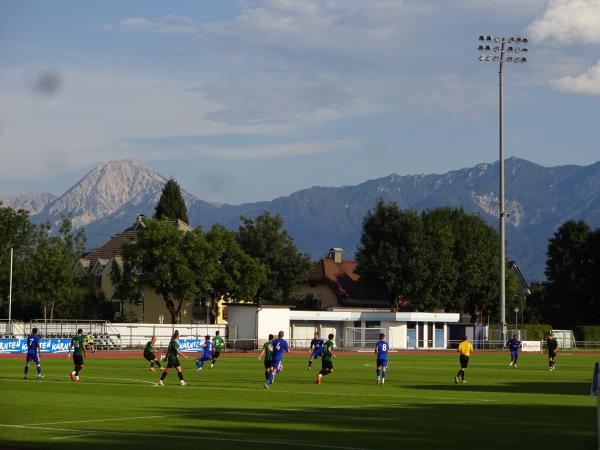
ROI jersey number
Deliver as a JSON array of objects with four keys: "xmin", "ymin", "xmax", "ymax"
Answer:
[{"xmin": 381, "ymin": 344, "xmax": 387, "ymax": 352}]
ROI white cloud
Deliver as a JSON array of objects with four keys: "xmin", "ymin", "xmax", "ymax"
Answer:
[
  {"xmin": 552, "ymin": 59, "xmax": 600, "ymax": 94},
  {"xmin": 528, "ymin": 0, "xmax": 600, "ymax": 44},
  {"xmin": 104, "ymin": 14, "xmax": 198, "ymax": 35}
]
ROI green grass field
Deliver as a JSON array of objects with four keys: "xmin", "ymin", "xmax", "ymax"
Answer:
[{"xmin": 0, "ymin": 352, "xmax": 597, "ymax": 450}]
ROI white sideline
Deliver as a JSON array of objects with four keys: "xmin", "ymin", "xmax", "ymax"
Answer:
[{"xmin": 0, "ymin": 424, "xmax": 373, "ymax": 450}]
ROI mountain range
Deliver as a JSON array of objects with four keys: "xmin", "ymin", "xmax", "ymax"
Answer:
[{"xmin": 2, "ymin": 158, "xmax": 600, "ymax": 282}]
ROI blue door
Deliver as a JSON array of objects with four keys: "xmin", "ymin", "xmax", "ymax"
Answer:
[
  {"xmin": 435, "ymin": 329, "xmax": 445, "ymax": 348},
  {"xmin": 407, "ymin": 329, "xmax": 416, "ymax": 349}
]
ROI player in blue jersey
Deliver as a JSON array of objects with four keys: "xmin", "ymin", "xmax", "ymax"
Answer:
[
  {"xmin": 195, "ymin": 335, "xmax": 213, "ymax": 371},
  {"xmin": 267, "ymin": 330, "xmax": 289, "ymax": 384},
  {"xmin": 375, "ymin": 333, "xmax": 388, "ymax": 385},
  {"xmin": 507, "ymin": 334, "xmax": 522, "ymax": 367},
  {"xmin": 307, "ymin": 332, "xmax": 325, "ymax": 370},
  {"xmin": 24, "ymin": 328, "xmax": 43, "ymax": 380}
]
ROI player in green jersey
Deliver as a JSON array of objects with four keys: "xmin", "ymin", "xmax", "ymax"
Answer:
[
  {"xmin": 546, "ymin": 333, "xmax": 558, "ymax": 371},
  {"xmin": 158, "ymin": 330, "xmax": 188, "ymax": 386},
  {"xmin": 211, "ymin": 330, "xmax": 226, "ymax": 369},
  {"xmin": 316, "ymin": 333, "xmax": 336, "ymax": 384},
  {"xmin": 68, "ymin": 328, "xmax": 87, "ymax": 382},
  {"xmin": 143, "ymin": 336, "xmax": 164, "ymax": 372},
  {"xmin": 258, "ymin": 333, "xmax": 274, "ymax": 390}
]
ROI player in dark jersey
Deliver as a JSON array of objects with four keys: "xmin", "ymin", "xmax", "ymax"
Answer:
[
  {"xmin": 258, "ymin": 333, "xmax": 274, "ymax": 389},
  {"xmin": 195, "ymin": 335, "xmax": 213, "ymax": 371},
  {"xmin": 268, "ymin": 331, "xmax": 289, "ymax": 384},
  {"xmin": 210, "ymin": 330, "xmax": 225, "ymax": 369},
  {"xmin": 307, "ymin": 332, "xmax": 325, "ymax": 370},
  {"xmin": 316, "ymin": 333, "xmax": 336, "ymax": 384},
  {"xmin": 158, "ymin": 330, "xmax": 188, "ymax": 386},
  {"xmin": 24, "ymin": 328, "xmax": 43, "ymax": 380},
  {"xmin": 547, "ymin": 333, "xmax": 558, "ymax": 371},
  {"xmin": 375, "ymin": 333, "xmax": 389, "ymax": 385},
  {"xmin": 507, "ymin": 335, "xmax": 522, "ymax": 367},
  {"xmin": 69, "ymin": 328, "xmax": 87, "ymax": 382},
  {"xmin": 143, "ymin": 336, "xmax": 163, "ymax": 372}
]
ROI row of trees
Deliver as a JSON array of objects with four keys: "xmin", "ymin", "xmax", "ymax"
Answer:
[
  {"xmin": 0, "ymin": 204, "xmax": 111, "ymax": 320},
  {"xmin": 355, "ymin": 201, "xmax": 520, "ymax": 322}
]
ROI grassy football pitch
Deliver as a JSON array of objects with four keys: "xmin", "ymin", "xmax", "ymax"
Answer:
[{"xmin": 0, "ymin": 352, "xmax": 597, "ymax": 450}]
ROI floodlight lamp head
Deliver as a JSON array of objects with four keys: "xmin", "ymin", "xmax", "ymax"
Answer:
[
  {"xmin": 478, "ymin": 45, "xmax": 484, "ymax": 51},
  {"xmin": 507, "ymin": 46, "xmax": 514, "ymax": 52},
  {"xmin": 522, "ymin": 38, "xmax": 528, "ymax": 43},
  {"xmin": 479, "ymin": 35, "xmax": 485, "ymax": 41},
  {"xmin": 494, "ymin": 37, "xmax": 502, "ymax": 43},
  {"xmin": 508, "ymin": 37, "xmax": 515, "ymax": 43},
  {"xmin": 506, "ymin": 56, "xmax": 513, "ymax": 62},
  {"xmin": 479, "ymin": 55, "xmax": 485, "ymax": 61},
  {"xmin": 521, "ymin": 57, "xmax": 527, "ymax": 63},
  {"xmin": 486, "ymin": 35, "xmax": 492, "ymax": 41},
  {"xmin": 516, "ymin": 37, "xmax": 522, "ymax": 43},
  {"xmin": 485, "ymin": 45, "xmax": 491, "ymax": 51}
]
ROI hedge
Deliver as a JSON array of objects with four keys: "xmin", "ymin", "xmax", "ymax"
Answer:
[
  {"xmin": 573, "ymin": 326, "xmax": 600, "ymax": 341},
  {"xmin": 488, "ymin": 324, "xmax": 552, "ymax": 341}
]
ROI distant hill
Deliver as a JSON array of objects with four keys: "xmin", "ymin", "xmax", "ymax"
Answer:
[{"xmin": 3, "ymin": 158, "xmax": 600, "ymax": 282}]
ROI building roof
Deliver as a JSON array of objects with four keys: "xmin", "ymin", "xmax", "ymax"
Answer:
[{"xmin": 308, "ymin": 257, "xmax": 388, "ymax": 307}]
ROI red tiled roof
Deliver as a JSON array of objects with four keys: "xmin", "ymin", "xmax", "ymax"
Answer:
[
  {"xmin": 308, "ymin": 258, "xmax": 386, "ymax": 303},
  {"xmin": 82, "ymin": 226, "xmax": 138, "ymax": 263}
]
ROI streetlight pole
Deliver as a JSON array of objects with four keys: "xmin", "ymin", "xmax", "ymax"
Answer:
[
  {"xmin": 478, "ymin": 35, "xmax": 528, "ymax": 344},
  {"xmin": 8, "ymin": 247, "xmax": 13, "ymax": 334}
]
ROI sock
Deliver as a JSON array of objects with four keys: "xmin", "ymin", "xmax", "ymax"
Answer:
[
  {"xmin": 177, "ymin": 371, "xmax": 184, "ymax": 381},
  {"xmin": 24, "ymin": 365, "xmax": 29, "ymax": 376},
  {"xmin": 264, "ymin": 370, "xmax": 270, "ymax": 380},
  {"xmin": 267, "ymin": 371, "xmax": 275, "ymax": 384},
  {"xmin": 37, "ymin": 364, "xmax": 42, "ymax": 376},
  {"xmin": 308, "ymin": 360, "xmax": 312, "ymax": 368},
  {"xmin": 376, "ymin": 368, "xmax": 380, "ymax": 377},
  {"xmin": 195, "ymin": 359, "xmax": 201, "ymax": 369},
  {"xmin": 155, "ymin": 360, "xmax": 161, "ymax": 368},
  {"xmin": 382, "ymin": 370, "xmax": 386, "ymax": 379},
  {"xmin": 160, "ymin": 371, "xmax": 167, "ymax": 380}
]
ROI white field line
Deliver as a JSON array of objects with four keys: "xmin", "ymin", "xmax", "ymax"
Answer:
[
  {"xmin": 50, "ymin": 434, "xmax": 95, "ymax": 440},
  {"xmin": 0, "ymin": 424, "xmax": 373, "ymax": 450},
  {"xmin": 0, "ymin": 376, "xmax": 496, "ymax": 403}
]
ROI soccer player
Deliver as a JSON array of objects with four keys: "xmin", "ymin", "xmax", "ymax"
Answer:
[
  {"xmin": 211, "ymin": 330, "xmax": 226, "ymax": 369},
  {"xmin": 547, "ymin": 333, "xmax": 558, "ymax": 371},
  {"xmin": 258, "ymin": 333, "xmax": 274, "ymax": 389},
  {"xmin": 86, "ymin": 331, "xmax": 96, "ymax": 353},
  {"xmin": 375, "ymin": 333, "xmax": 388, "ymax": 385},
  {"xmin": 24, "ymin": 328, "xmax": 43, "ymax": 380},
  {"xmin": 69, "ymin": 328, "xmax": 87, "ymax": 382},
  {"xmin": 143, "ymin": 336, "xmax": 163, "ymax": 372},
  {"xmin": 268, "ymin": 331, "xmax": 289, "ymax": 384},
  {"xmin": 196, "ymin": 335, "xmax": 213, "ymax": 371},
  {"xmin": 454, "ymin": 335, "xmax": 473, "ymax": 384},
  {"xmin": 507, "ymin": 334, "xmax": 522, "ymax": 367},
  {"xmin": 158, "ymin": 330, "xmax": 188, "ymax": 386},
  {"xmin": 307, "ymin": 332, "xmax": 325, "ymax": 370},
  {"xmin": 316, "ymin": 333, "xmax": 335, "ymax": 384}
]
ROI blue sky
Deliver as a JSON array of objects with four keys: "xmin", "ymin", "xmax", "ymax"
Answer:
[{"xmin": 1, "ymin": 0, "xmax": 599, "ymax": 204}]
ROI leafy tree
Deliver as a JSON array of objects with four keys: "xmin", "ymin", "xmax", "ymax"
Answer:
[
  {"xmin": 355, "ymin": 201, "xmax": 427, "ymax": 310},
  {"xmin": 205, "ymin": 224, "xmax": 267, "ymax": 322},
  {"xmin": 116, "ymin": 219, "xmax": 214, "ymax": 324},
  {"xmin": 154, "ymin": 178, "xmax": 189, "ymax": 224},
  {"xmin": 237, "ymin": 212, "xmax": 311, "ymax": 303},
  {"xmin": 543, "ymin": 220, "xmax": 599, "ymax": 327}
]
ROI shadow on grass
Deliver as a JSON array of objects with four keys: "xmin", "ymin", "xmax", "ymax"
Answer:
[
  {"xmin": 408, "ymin": 381, "xmax": 589, "ymax": 396},
  {"xmin": 1, "ymin": 403, "xmax": 595, "ymax": 450}
]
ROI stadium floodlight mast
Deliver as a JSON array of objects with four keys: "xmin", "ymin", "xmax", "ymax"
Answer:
[{"xmin": 478, "ymin": 34, "xmax": 528, "ymax": 344}]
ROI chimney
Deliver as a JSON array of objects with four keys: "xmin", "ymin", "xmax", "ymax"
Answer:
[
  {"xmin": 135, "ymin": 213, "xmax": 146, "ymax": 228},
  {"xmin": 328, "ymin": 248, "xmax": 343, "ymax": 264}
]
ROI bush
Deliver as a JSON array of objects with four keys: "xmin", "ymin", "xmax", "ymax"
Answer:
[
  {"xmin": 573, "ymin": 326, "xmax": 600, "ymax": 341},
  {"xmin": 489, "ymin": 324, "xmax": 552, "ymax": 341}
]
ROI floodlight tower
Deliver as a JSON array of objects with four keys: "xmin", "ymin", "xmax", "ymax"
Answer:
[{"xmin": 477, "ymin": 35, "xmax": 528, "ymax": 344}]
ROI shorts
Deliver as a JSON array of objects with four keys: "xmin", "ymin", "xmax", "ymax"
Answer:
[
  {"xmin": 167, "ymin": 358, "xmax": 181, "ymax": 369},
  {"xmin": 311, "ymin": 349, "xmax": 324, "ymax": 360},
  {"xmin": 321, "ymin": 360, "xmax": 334, "ymax": 371},
  {"xmin": 200, "ymin": 355, "xmax": 211, "ymax": 363},
  {"xmin": 213, "ymin": 351, "xmax": 221, "ymax": 359},
  {"xmin": 73, "ymin": 354, "xmax": 84, "ymax": 366},
  {"xmin": 376, "ymin": 358, "xmax": 388, "ymax": 368},
  {"xmin": 264, "ymin": 359, "xmax": 273, "ymax": 370},
  {"xmin": 144, "ymin": 352, "xmax": 156, "ymax": 362},
  {"xmin": 510, "ymin": 350, "xmax": 519, "ymax": 358},
  {"xmin": 273, "ymin": 360, "xmax": 283, "ymax": 371},
  {"xmin": 26, "ymin": 353, "xmax": 39, "ymax": 364},
  {"xmin": 548, "ymin": 350, "xmax": 557, "ymax": 359},
  {"xmin": 459, "ymin": 355, "xmax": 469, "ymax": 369}
]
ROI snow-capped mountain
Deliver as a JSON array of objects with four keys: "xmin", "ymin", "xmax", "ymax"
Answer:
[{"xmin": 0, "ymin": 192, "xmax": 56, "ymax": 215}]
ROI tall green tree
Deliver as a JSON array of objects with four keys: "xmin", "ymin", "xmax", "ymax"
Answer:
[
  {"xmin": 355, "ymin": 201, "xmax": 427, "ymax": 310},
  {"xmin": 154, "ymin": 178, "xmax": 189, "ymax": 224},
  {"xmin": 116, "ymin": 219, "xmax": 215, "ymax": 324},
  {"xmin": 544, "ymin": 220, "xmax": 598, "ymax": 327},
  {"xmin": 206, "ymin": 224, "xmax": 267, "ymax": 321},
  {"xmin": 237, "ymin": 212, "xmax": 311, "ymax": 303}
]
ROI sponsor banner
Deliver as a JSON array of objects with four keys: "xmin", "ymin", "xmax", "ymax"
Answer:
[
  {"xmin": 521, "ymin": 340, "xmax": 541, "ymax": 352},
  {"xmin": 178, "ymin": 339, "xmax": 204, "ymax": 353},
  {"xmin": 0, "ymin": 339, "xmax": 72, "ymax": 354}
]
